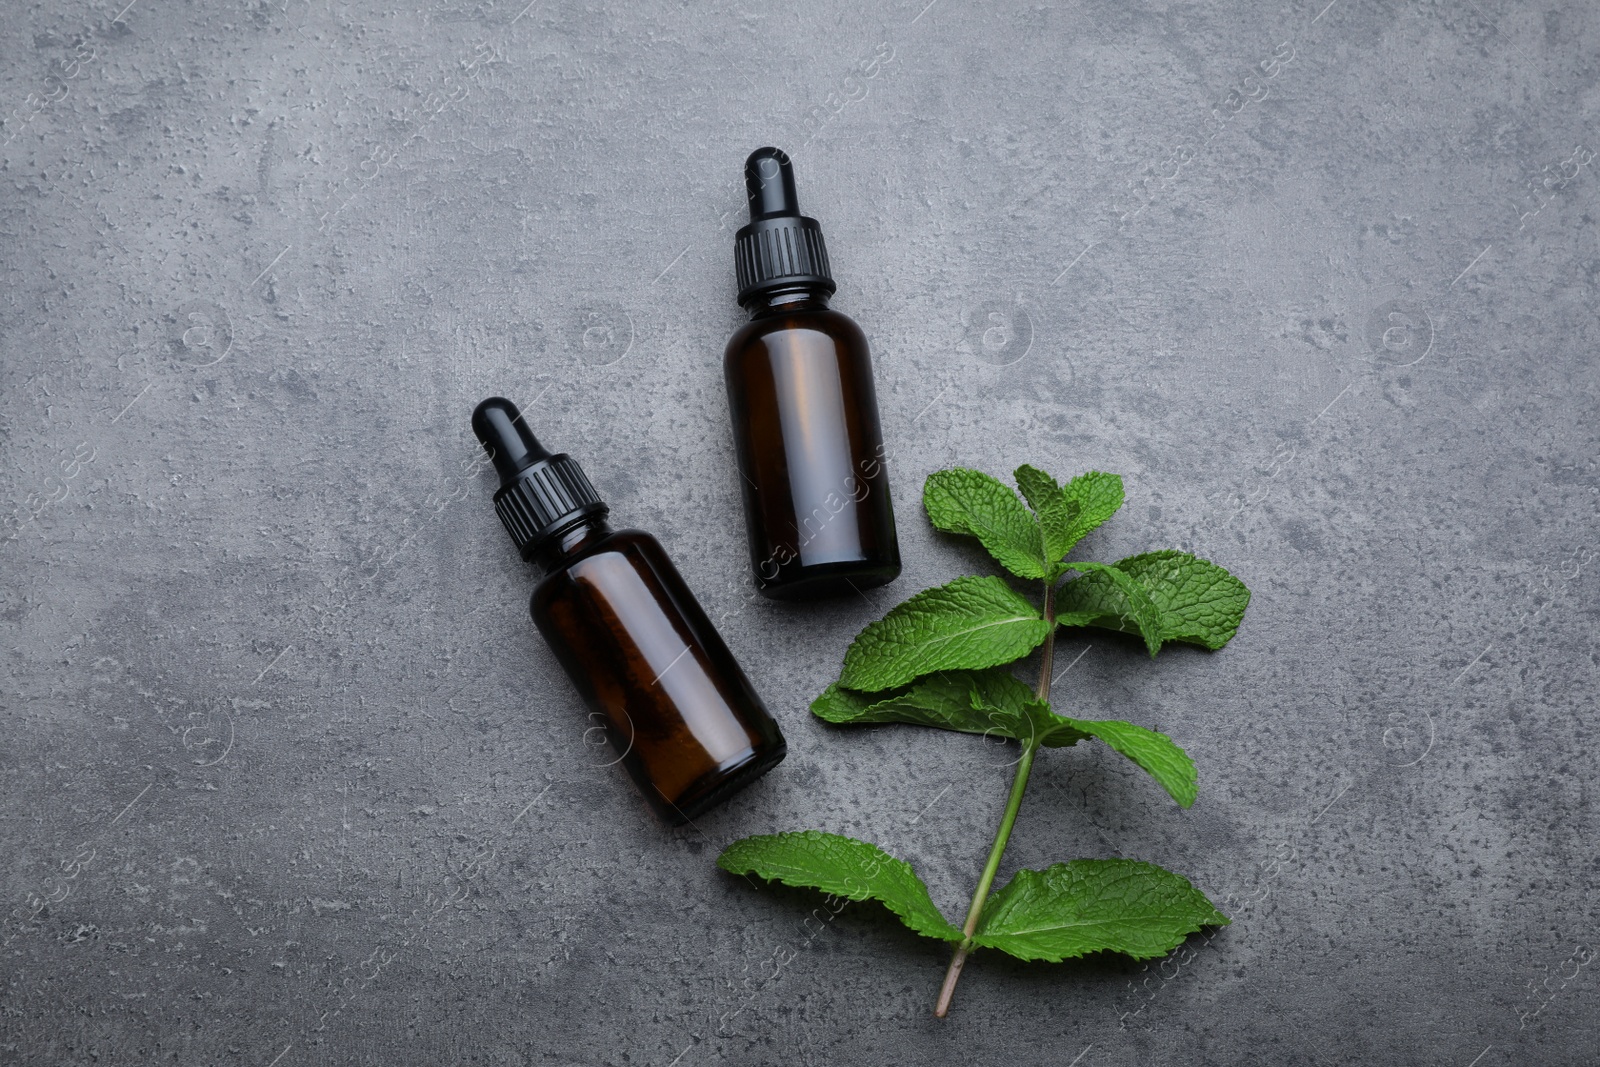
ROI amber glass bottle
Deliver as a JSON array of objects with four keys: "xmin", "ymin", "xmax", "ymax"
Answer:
[
  {"xmin": 472, "ymin": 397, "xmax": 785, "ymax": 824},
  {"xmin": 725, "ymin": 147, "xmax": 901, "ymax": 600}
]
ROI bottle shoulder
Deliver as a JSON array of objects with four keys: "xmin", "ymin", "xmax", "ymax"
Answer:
[
  {"xmin": 725, "ymin": 306, "xmax": 867, "ymax": 360},
  {"xmin": 532, "ymin": 528, "xmax": 659, "ymax": 587},
  {"xmin": 529, "ymin": 528, "xmax": 679, "ymax": 623}
]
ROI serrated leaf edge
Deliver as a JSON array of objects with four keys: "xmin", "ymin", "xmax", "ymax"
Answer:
[
  {"xmin": 718, "ymin": 832, "xmax": 963, "ymax": 943},
  {"xmin": 971, "ymin": 860, "xmax": 1229, "ymax": 962},
  {"xmin": 924, "ymin": 468, "xmax": 1048, "ymax": 580},
  {"xmin": 1061, "ymin": 561, "xmax": 1164, "ymax": 657},
  {"xmin": 838, "ymin": 576, "xmax": 1054, "ymax": 692},
  {"xmin": 1057, "ymin": 717, "xmax": 1197, "ymax": 808}
]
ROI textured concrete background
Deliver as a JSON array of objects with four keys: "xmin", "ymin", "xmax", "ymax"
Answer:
[{"xmin": 2, "ymin": 0, "xmax": 1597, "ymax": 1063}]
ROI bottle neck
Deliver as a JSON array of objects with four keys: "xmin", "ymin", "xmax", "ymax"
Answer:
[
  {"xmin": 745, "ymin": 287, "xmax": 832, "ymax": 319},
  {"xmin": 529, "ymin": 515, "xmax": 613, "ymax": 571}
]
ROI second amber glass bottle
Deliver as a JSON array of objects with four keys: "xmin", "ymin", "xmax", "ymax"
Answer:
[
  {"xmin": 724, "ymin": 147, "xmax": 901, "ymax": 600},
  {"xmin": 472, "ymin": 397, "xmax": 785, "ymax": 824}
]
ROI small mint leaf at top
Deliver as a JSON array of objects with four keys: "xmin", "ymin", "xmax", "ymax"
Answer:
[
  {"xmin": 1013, "ymin": 464, "xmax": 1069, "ymax": 562},
  {"xmin": 1056, "ymin": 550, "xmax": 1250, "ymax": 651},
  {"xmin": 1060, "ymin": 562, "xmax": 1164, "ymax": 657},
  {"xmin": 839, "ymin": 576, "xmax": 1053, "ymax": 692},
  {"xmin": 718, "ymin": 831, "xmax": 962, "ymax": 943},
  {"xmin": 1013, "ymin": 464, "xmax": 1062, "ymax": 516},
  {"xmin": 924, "ymin": 468, "xmax": 1047, "ymax": 580},
  {"xmin": 1054, "ymin": 717, "xmax": 1197, "ymax": 807},
  {"xmin": 1015, "ymin": 466, "xmax": 1125, "ymax": 565},
  {"xmin": 1057, "ymin": 471, "xmax": 1125, "ymax": 551},
  {"xmin": 812, "ymin": 671, "xmax": 1087, "ymax": 748},
  {"xmin": 972, "ymin": 859, "xmax": 1228, "ymax": 962}
]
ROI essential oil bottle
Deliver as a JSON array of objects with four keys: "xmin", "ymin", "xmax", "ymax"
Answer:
[
  {"xmin": 471, "ymin": 397, "xmax": 786, "ymax": 824},
  {"xmin": 724, "ymin": 146, "xmax": 901, "ymax": 600}
]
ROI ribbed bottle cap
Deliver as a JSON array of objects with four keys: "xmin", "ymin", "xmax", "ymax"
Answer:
[
  {"xmin": 471, "ymin": 397, "xmax": 606, "ymax": 560},
  {"xmin": 733, "ymin": 147, "xmax": 836, "ymax": 306}
]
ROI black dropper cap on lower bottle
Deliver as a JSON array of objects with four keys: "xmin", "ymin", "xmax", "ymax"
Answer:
[
  {"xmin": 471, "ymin": 397, "xmax": 606, "ymax": 562},
  {"xmin": 733, "ymin": 147, "xmax": 836, "ymax": 307}
]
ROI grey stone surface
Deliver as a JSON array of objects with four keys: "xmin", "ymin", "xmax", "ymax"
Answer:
[{"xmin": 2, "ymin": 0, "xmax": 1597, "ymax": 1062}]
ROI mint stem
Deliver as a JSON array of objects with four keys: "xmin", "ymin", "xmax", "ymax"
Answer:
[{"xmin": 934, "ymin": 582, "xmax": 1057, "ymax": 1018}]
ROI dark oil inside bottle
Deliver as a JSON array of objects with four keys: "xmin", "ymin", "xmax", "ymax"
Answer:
[
  {"xmin": 529, "ymin": 519, "xmax": 786, "ymax": 823},
  {"xmin": 726, "ymin": 289, "xmax": 900, "ymax": 599}
]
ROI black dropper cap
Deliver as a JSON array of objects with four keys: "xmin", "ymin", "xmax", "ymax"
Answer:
[
  {"xmin": 733, "ymin": 147, "xmax": 835, "ymax": 307},
  {"xmin": 472, "ymin": 397, "xmax": 606, "ymax": 561}
]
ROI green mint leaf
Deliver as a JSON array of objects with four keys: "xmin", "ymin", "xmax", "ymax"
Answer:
[
  {"xmin": 809, "ymin": 682, "xmax": 883, "ymax": 722},
  {"xmin": 718, "ymin": 831, "xmax": 962, "ymax": 942},
  {"xmin": 1060, "ymin": 562, "xmax": 1164, "ymax": 657},
  {"xmin": 1056, "ymin": 550, "xmax": 1251, "ymax": 651},
  {"xmin": 816, "ymin": 675, "xmax": 1193, "ymax": 805},
  {"xmin": 923, "ymin": 468, "xmax": 1047, "ymax": 580},
  {"xmin": 1056, "ymin": 470, "xmax": 1126, "ymax": 549},
  {"xmin": 953, "ymin": 675, "xmax": 1194, "ymax": 803},
  {"xmin": 972, "ymin": 859, "xmax": 1228, "ymax": 962},
  {"xmin": 839, "ymin": 576, "xmax": 1053, "ymax": 692},
  {"xmin": 812, "ymin": 671, "xmax": 1088, "ymax": 748},
  {"xmin": 1015, "ymin": 466, "xmax": 1125, "ymax": 564},
  {"xmin": 1052, "ymin": 717, "xmax": 1196, "ymax": 807},
  {"xmin": 1013, "ymin": 464, "xmax": 1062, "ymax": 516}
]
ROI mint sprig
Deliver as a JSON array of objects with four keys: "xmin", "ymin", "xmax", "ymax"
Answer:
[{"xmin": 719, "ymin": 464, "xmax": 1251, "ymax": 1016}]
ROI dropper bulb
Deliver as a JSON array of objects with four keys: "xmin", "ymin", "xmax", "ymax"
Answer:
[
  {"xmin": 472, "ymin": 397, "xmax": 549, "ymax": 483},
  {"xmin": 745, "ymin": 147, "xmax": 800, "ymax": 221}
]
